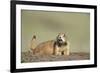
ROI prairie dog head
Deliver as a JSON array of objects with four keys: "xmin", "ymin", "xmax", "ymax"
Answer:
[{"xmin": 56, "ymin": 33, "xmax": 67, "ymax": 44}]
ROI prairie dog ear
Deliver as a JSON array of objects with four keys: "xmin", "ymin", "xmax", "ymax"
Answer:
[
  {"xmin": 63, "ymin": 33, "xmax": 66, "ymax": 37},
  {"xmin": 62, "ymin": 33, "xmax": 68, "ymax": 39}
]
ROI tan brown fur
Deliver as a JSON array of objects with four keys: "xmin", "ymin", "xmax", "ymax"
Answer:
[
  {"xmin": 32, "ymin": 40, "xmax": 55, "ymax": 56},
  {"xmin": 31, "ymin": 33, "xmax": 70, "ymax": 56}
]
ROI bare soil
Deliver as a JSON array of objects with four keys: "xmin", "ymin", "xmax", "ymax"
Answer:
[{"xmin": 21, "ymin": 51, "xmax": 90, "ymax": 63}]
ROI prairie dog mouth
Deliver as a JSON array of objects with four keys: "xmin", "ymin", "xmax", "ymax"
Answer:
[{"xmin": 58, "ymin": 39, "xmax": 63, "ymax": 42}]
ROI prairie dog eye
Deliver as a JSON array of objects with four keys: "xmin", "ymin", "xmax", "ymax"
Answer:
[{"xmin": 59, "ymin": 36, "xmax": 61, "ymax": 38}]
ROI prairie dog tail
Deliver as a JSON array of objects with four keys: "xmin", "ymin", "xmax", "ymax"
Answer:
[
  {"xmin": 31, "ymin": 35, "xmax": 36, "ymax": 41},
  {"xmin": 30, "ymin": 35, "xmax": 37, "ymax": 51}
]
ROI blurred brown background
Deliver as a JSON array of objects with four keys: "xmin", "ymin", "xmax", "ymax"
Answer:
[{"xmin": 21, "ymin": 10, "xmax": 90, "ymax": 53}]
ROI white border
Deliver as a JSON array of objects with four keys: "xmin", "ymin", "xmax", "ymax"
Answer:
[{"xmin": 16, "ymin": 4, "xmax": 94, "ymax": 69}]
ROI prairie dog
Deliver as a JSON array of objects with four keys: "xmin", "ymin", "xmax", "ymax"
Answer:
[{"xmin": 31, "ymin": 33, "xmax": 70, "ymax": 56}]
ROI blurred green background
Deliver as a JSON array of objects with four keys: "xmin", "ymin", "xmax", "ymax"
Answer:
[{"xmin": 21, "ymin": 10, "xmax": 90, "ymax": 53}]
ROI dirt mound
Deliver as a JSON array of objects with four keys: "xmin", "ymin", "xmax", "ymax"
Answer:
[{"xmin": 21, "ymin": 51, "xmax": 90, "ymax": 63}]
